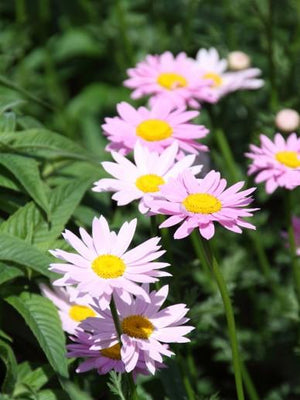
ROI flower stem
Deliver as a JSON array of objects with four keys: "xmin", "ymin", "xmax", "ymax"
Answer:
[
  {"xmin": 199, "ymin": 237, "xmax": 245, "ymax": 400},
  {"xmin": 285, "ymin": 192, "xmax": 300, "ymax": 307},
  {"xmin": 109, "ymin": 296, "xmax": 137, "ymax": 400}
]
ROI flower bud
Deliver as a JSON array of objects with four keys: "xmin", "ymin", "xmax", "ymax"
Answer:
[
  {"xmin": 275, "ymin": 109, "xmax": 300, "ymax": 132},
  {"xmin": 227, "ymin": 51, "xmax": 251, "ymax": 71}
]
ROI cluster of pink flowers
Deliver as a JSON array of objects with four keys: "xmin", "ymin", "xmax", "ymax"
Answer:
[{"xmin": 42, "ymin": 47, "xmax": 267, "ymax": 380}]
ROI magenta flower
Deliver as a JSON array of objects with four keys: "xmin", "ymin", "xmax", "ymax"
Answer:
[
  {"xmin": 67, "ymin": 331, "xmax": 125, "ymax": 374},
  {"xmin": 93, "ymin": 142, "xmax": 202, "ymax": 214},
  {"xmin": 145, "ymin": 170, "xmax": 257, "ymax": 240},
  {"xmin": 246, "ymin": 133, "xmax": 300, "ymax": 193},
  {"xmin": 81, "ymin": 285, "xmax": 193, "ymax": 374},
  {"xmin": 49, "ymin": 216, "xmax": 170, "ymax": 310},
  {"xmin": 39, "ymin": 284, "xmax": 96, "ymax": 334},
  {"xmin": 195, "ymin": 47, "xmax": 264, "ymax": 101},
  {"xmin": 102, "ymin": 99, "xmax": 209, "ymax": 157},
  {"xmin": 124, "ymin": 51, "xmax": 216, "ymax": 108}
]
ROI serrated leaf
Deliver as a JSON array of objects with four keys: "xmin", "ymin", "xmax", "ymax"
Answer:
[
  {"xmin": 5, "ymin": 293, "xmax": 68, "ymax": 378},
  {"xmin": 14, "ymin": 364, "xmax": 54, "ymax": 396},
  {"xmin": 0, "ymin": 338, "xmax": 18, "ymax": 394},
  {"xmin": 0, "ymin": 233, "xmax": 54, "ymax": 278},
  {"xmin": 0, "ymin": 153, "xmax": 50, "ymax": 217},
  {"xmin": 0, "ymin": 129, "xmax": 95, "ymax": 162},
  {"xmin": 0, "ymin": 177, "xmax": 99, "ymax": 250},
  {"xmin": 0, "ymin": 262, "xmax": 24, "ymax": 285},
  {"xmin": 0, "ymin": 112, "xmax": 16, "ymax": 132}
]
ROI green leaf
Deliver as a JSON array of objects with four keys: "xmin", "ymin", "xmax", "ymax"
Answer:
[
  {"xmin": 0, "ymin": 129, "xmax": 95, "ymax": 162},
  {"xmin": 0, "ymin": 338, "xmax": 18, "ymax": 394},
  {"xmin": 0, "ymin": 262, "xmax": 24, "ymax": 285},
  {"xmin": 0, "ymin": 176, "xmax": 99, "ymax": 250},
  {"xmin": 0, "ymin": 234, "xmax": 54, "ymax": 278},
  {"xmin": 36, "ymin": 389, "xmax": 69, "ymax": 400},
  {"xmin": 58, "ymin": 379, "xmax": 93, "ymax": 400},
  {"xmin": 0, "ymin": 112, "xmax": 16, "ymax": 132},
  {"xmin": 5, "ymin": 293, "xmax": 68, "ymax": 378},
  {"xmin": 14, "ymin": 363, "xmax": 55, "ymax": 396},
  {"xmin": 0, "ymin": 98, "xmax": 25, "ymax": 115},
  {"xmin": 0, "ymin": 153, "xmax": 50, "ymax": 217}
]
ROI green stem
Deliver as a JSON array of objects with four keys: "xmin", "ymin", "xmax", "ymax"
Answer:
[
  {"xmin": 109, "ymin": 297, "xmax": 137, "ymax": 400},
  {"xmin": 285, "ymin": 192, "xmax": 300, "ymax": 307},
  {"xmin": 200, "ymin": 238, "xmax": 245, "ymax": 400},
  {"xmin": 241, "ymin": 359, "xmax": 259, "ymax": 400}
]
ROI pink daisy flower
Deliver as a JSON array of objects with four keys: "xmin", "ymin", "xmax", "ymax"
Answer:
[
  {"xmin": 195, "ymin": 47, "xmax": 264, "ymax": 101},
  {"xmin": 81, "ymin": 284, "xmax": 193, "ymax": 374},
  {"xmin": 124, "ymin": 51, "xmax": 216, "ymax": 109},
  {"xmin": 49, "ymin": 216, "xmax": 170, "ymax": 310},
  {"xmin": 39, "ymin": 284, "xmax": 97, "ymax": 334},
  {"xmin": 93, "ymin": 142, "xmax": 202, "ymax": 214},
  {"xmin": 67, "ymin": 331, "xmax": 125, "ymax": 374},
  {"xmin": 67, "ymin": 331, "xmax": 164, "ymax": 377},
  {"xmin": 246, "ymin": 133, "xmax": 300, "ymax": 193},
  {"xmin": 145, "ymin": 169, "xmax": 257, "ymax": 240},
  {"xmin": 102, "ymin": 99, "xmax": 209, "ymax": 157}
]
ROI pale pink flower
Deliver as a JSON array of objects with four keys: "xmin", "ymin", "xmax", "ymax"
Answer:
[
  {"xmin": 39, "ymin": 284, "xmax": 96, "ymax": 334},
  {"xmin": 93, "ymin": 142, "xmax": 202, "ymax": 214},
  {"xmin": 145, "ymin": 170, "xmax": 257, "ymax": 240},
  {"xmin": 124, "ymin": 51, "xmax": 216, "ymax": 109},
  {"xmin": 246, "ymin": 133, "xmax": 300, "ymax": 193},
  {"xmin": 195, "ymin": 47, "xmax": 264, "ymax": 101},
  {"xmin": 49, "ymin": 217, "xmax": 170, "ymax": 310},
  {"xmin": 275, "ymin": 109, "xmax": 300, "ymax": 132},
  {"xmin": 67, "ymin": 331, "xmax": 164, "ymax": 377},
  {"xmin": 81, "ymin": 284, "xmax": 193, "ymax": 374},
  {"xmin": 102, "ymin": 99, "xmax": 209, "ymax": 156},
  {"xmin": 227, "ymin": 51, "xmax": 251, "ymax": 71}
]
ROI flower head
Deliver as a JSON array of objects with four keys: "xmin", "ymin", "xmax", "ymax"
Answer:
[
  {"xmin": 195, "ymin": 47, "xmax": 264, "ymax": 101},
  {"xmin": 246, "ymin": 133, "xmax": 300, "ymax": 193},
  {"xmin": 49, "ymin": 217, "xmax": 170, "ymax": 310},
  {"xmin": 67, "ymin": 330, "xmax": 164, "ymax": 377},
  {"xmin": 81, "ymin": 284, "xmax": 193, "ymax": 374},
  {"xmin": 275, "ymin": 109, "xmax": 300, "ymax": 132},
  {"xmin": 93, "ymin": 142, "xmax": 202, "ymax": 214},
  {"xmin": 102, "ymin": 99, "xmax": 209, "ymax": 157},
  {"xmin": 145, "ymin": 170, "xmax": 257, "ymax": 240},
  {"xmin": 39, "ymin": 284, "xmax": 96, "ymax": 334},
  {"xmin": 124, "ymin": 51, "xmax": 216, "ymax": 109}
]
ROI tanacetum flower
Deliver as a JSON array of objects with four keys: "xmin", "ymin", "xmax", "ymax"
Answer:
[
  {"xmin": 67, "ymin": 331, "xmax": 125, "ymax": 374},
  {"xmin": 93, "ymin": 142, "xmax": 202, "ymax": 214},
  {"xmin": 39, "ymin": 284, "xmax": 96, "ymax": 334},
  {"xmin": 49, "ymin": 217, "xmax": 170, "ymax": 310},
  {"xmin": 81, "ymin": 284, "xmax": 193, "ymax": 374},
  {"xmin": 67, "ymin": 331, "xmax": 164, "ymax": 377},
  {"xmin": 145, "ymin": 170, "xmax": 257, "ymax": 240},
  {"xmin": 195, "ymin": 47, "xmax": 264, "ymax": 101},
  {"xmin": 124, "ymin": 51, "xmax": 216, "ymax": 109},
  {"xmin": 246, "ymin": 133, "xmax": 300, "ymax": 193},
  {"xmin": 102, "ymin": 99, "xmax": 209, "ymax": 156}
]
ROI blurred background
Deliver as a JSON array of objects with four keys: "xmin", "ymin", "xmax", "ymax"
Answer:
[{"xmin": 1, "ymin": 1, "xmax": 300, "ymax": 399}]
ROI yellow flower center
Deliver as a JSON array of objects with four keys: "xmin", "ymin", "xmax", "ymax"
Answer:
[
  {"xmin": 121, "ymin": 315, "xmax": 154, "ymax": 339},
  {"xmin": 68, "ymin": 305, "xmax": 96, "ymax": 322},
  {"xmin": 157, "ymin": 72, "xmax": 187, "ymax": 90},
  {"xmin": 91, "ymin": 255, "xmax": 126, "ymax": 279},
  {"xmin": 136, "ymin": 119, "xmax": 173, "ymax": 142},
  {"xmin": 183, "ymin": 193, "xmax": 222, "ymax": 214},
  {"xmin": 135, "ymin": 174, "xmax": 165, "ymax": 193},
  {"xmin": 275, "ymin": 151, "xmax": 300, "ymax": 168},
  {"xmin": 203, "ymin": 72, "xmax": 223, "ymax": 88},
  {"xmin": 100, "ymin": 343, "xmax": 121, "ymax": 360}
]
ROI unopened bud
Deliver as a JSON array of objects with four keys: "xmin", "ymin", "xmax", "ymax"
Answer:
[
  {"xmin": 275, "ymin": 109, "xmax": 300, "ymax": 132},
  {"xmin": 227, "ymin": 51, "xmax": 251, "ymax": 71}
]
